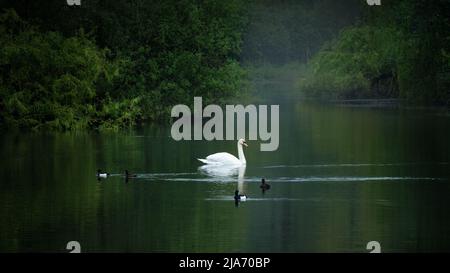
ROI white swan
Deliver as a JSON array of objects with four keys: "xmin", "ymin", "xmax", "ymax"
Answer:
[{"xmin": 198, "ymin": 139, "xmax": 248, "ymax": 165}]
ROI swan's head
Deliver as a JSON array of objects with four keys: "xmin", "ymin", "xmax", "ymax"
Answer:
[{"xmin": 238, "ymin": 139, "xmax": 248, "ymax": 147}]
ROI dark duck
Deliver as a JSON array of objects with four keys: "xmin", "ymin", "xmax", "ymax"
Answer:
[
  {"xmin": 125, "ymin": 170, "xmax": 137, "ymax": 179},
  {"xmin": 260, "ymin": 178, "xmax": 271, "ymax": 191},
  {"xmin": 97, "ymin": 169, "xmax": 109, "ymax": 179},
  {"xmin": 234, "ymin": 190, "xmax": 247, "ymax": 202}
]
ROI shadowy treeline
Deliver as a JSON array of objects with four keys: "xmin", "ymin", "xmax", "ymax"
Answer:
[
  {"xmin": 0, "ymin": 0, "xmax": 247, "ymax": 130},
  {"xmin": 299, "ymin": 0, "xmax": 450, "ymax": 105},
  {"xmin": 0, "ymin": 0, "xmax": 448, "ymax": 131}
]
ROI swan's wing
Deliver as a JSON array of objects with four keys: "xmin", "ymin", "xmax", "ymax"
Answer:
[
  {"xmin": 197, "ymin": 158, "xmax": 210, "ymax": 164},
  {"xmin": 198, "ymin": 153, "xmax": 241, "ymax": 165},
  {"xmin": 200, "ymin": 152, "xmax": 240, "ymax": 164},
  {"xmin": 197, "ymin": 157, "xmax": 228, "ymax": 165}
]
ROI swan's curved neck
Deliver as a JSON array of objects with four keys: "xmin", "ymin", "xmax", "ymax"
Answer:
[{"xmin": 237, "ymin": 143, "xmax": 246, "ymax": 164}]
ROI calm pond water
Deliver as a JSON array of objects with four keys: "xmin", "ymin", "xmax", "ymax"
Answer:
[{"xmin": 1, "ymin": 87, "xmax": 450, "ymax": 253}]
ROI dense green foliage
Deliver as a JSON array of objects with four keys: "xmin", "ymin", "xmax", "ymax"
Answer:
[
  {"xmin": 0, "ymin": 10, "xmax": 114, "ymax": 130},
  {"xmin": 0, "ymin": 0, "xmax": 247, "ymax": 130},
  {"xmin": 1, "ymin": 0, "xmax": 449, "ymax": 131},
  {"xmin": 299, "ymin": 0, "xmax": 450, "ymax": 105}
]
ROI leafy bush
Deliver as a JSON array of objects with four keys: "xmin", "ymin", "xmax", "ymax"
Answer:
[
  {"xmin": 299, "ymin": 26, "xmax": 401, "ymax": 99},
  {"xmin": 299, "ymin": 0, "xmax": 450, "ymax": 105},
  {"xmin": 0, "ymin": 1, "xmax": 248, "ymax": 130}
]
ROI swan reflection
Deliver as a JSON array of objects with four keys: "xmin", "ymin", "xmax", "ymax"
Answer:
[
  {"xmin": 198, "ymin": 164, "xmax": 247, "ymax": 207},
  {"xmin": 198, "ymin": 164, "xmax": 246, "ymax": 179}
]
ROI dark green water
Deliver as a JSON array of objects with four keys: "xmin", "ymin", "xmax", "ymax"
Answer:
[{"xmin": 1, "ymin": 95, "xmax": 450, "ymax": 252}]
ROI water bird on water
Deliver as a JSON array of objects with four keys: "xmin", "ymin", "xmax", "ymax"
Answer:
[
  {"xmin": 125, "ymin": 170, "xmax": 137, "ymax": 178},
  {"xmin": 198, "ymin": 139, "xmax": 248, "ymax": 166},
  {"xmin": 97, "ymin": 169, "xmax": 109, "ymax": 179},
  {"xmin": 234, "ymin": 190, "xmax": 247, "ymax": 202},
  {"xmin": 260, "ymin": 178, "xmax": 271, "ymax": 193}
]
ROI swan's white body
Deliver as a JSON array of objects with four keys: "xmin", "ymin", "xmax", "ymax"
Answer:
[
  {"xmin": 198, "ymin": 164, "xmax": 245, "ymax": 177},
  {"xmin": 198, "ymin": 139, "xmax": 248, "ymax": 166},
  {"xmin": 98, "ymin": 173, "xmax": 108, "ymax": 178}
]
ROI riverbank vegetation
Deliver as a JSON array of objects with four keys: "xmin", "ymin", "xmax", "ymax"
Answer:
[
  {"xmin": 1, "ymin": 0, "xmax": 449, "ymax": 131},
  {"xmin": 0, "ymin": 0, "xmax": 247, "ymax": 130},
  {"xmin": 299, "ymin": 0, "xmax": 450, "ymax": 106}
]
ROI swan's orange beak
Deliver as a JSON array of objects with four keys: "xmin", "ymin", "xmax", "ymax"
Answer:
[{"xmin": 243, "ymin": 141, "xmax": 248, "ymax": 147}]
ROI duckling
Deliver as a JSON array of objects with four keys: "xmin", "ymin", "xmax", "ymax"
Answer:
[
  {"xmin": 97, "ymin": 169, "xmax": 109, "ymax": 178},
  {"xmin": 260, "ymin": 178, "xmax": 271, "ymax": 190},
  {"xmin": 234, "ymin": 190, "xmax": 247, "ymax": 202},
  {"xmin": 125, "ymin": 170, "xmax": 137, "ymax": 178}
]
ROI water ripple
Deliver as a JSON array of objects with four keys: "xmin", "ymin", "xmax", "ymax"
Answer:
[
  {"xmin": 261, "ymin": 162, "xmax": 450, "ymax": 169},
  {"xmin": 157, "ymin": 176, "xmax": 442, "ymax": 183}
]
